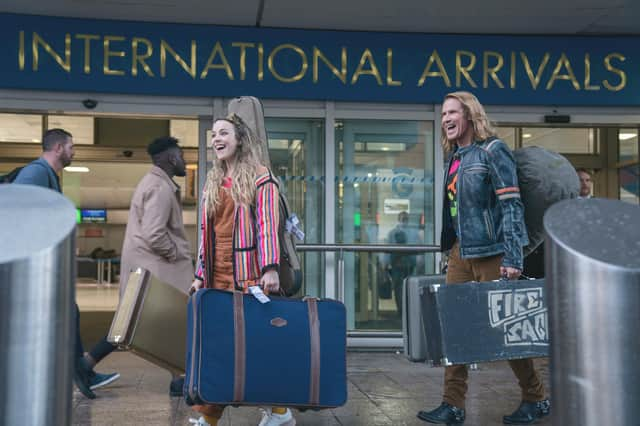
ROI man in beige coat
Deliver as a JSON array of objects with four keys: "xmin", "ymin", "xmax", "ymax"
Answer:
[
  {"xmin": 89, "ymin": 137, "xmax": 194, "ymax": 396},
  {"xmin": 119, "ymin": 136, "xmax": 194, "ymax": 297}
]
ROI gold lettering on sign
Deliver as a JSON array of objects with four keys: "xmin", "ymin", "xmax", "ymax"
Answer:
[
  {"xmin": 520, "ymin": 52, "xmax": 550, "ymax": 90},
  {"xmin": 268, "ymin": 44, "xmax": 308, "ymax": 83},
  {"xmin": 603, "ymin": 53, "xmax": 626, "ymax": 91},
  {"xmin": 483, "ymin": 51, "xmax": 505, "ymax": 88},
  {"xmin": 160, "ymin": 40, "xmax": 197, "ymax": 78},
  {"xmin": 386, "ymin": 48, "xmax": 402, "ymax": 86},
  {"xmin": 258, "ymin": 43, "xmax": 264, "ymax": 81},
  {"xmin": 583, "ymin": 53, "xmax": 600, "ymax": 91},
  {"xmin": 131, "ymin": 37, "xmax": 155, "ymax": 77},
  {"xmin": 417, "ymin": 50, "xmax": 451, "ymax": 87},
  {"xmin": 351, "ymin": 49, "xmax": 383, "ymax": 85},
  {"xmin": 546, "ymin": 53, "xmax": 580, "ymax": 90},
  {"xmin": 455, "ymin": 50, "xmax": 478, "ymax": 88},
  {"xmin": 32, "ymin": 32, "xmax": 71, "ymax": 72},
  {"xmin": 313, "ymin": 47, "xmax": 347, "ymax": 84},
  {"xmin": 103, "ymin": 36, "xmax": 126, "ymax": 76},
  {"xmin": 232, "ymin": 42, "xmax": 255, "ymax": 80},
  {"xmin": 76, "ymin": 34, "xmax": 100, "ymax": 74},
  {"xmin": 200, "ymin": 42, "xmax": 234, "ymax": 80},
  {"xmin": 510, "ymin": 52, "xmax": 516, "ymax": 89},
  {"xmin": 19, "ymin": 31, "xmax": 25, "ymax": 70}
]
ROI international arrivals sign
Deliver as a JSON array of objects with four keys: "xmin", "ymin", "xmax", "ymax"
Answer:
[{"xmin": 1, "ymin": 13, "xmax": 639, "ymax": 106}]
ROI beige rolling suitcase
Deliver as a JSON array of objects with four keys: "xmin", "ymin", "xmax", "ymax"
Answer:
[{"xmin": 107, "ymin": 268, "xmax": 187, "ymax": 374}]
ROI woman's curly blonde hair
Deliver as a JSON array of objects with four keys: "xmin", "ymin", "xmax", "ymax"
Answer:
[
  {"xmin": 441, "ymin": 91, "xmax": 496, "ymax": 155},
  {"xmin": 203, "ymin": 113, "xmax": 264, "ymax": 216}
]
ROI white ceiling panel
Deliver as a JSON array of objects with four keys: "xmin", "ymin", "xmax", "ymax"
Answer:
[
  {"xmin": 0, "ymin": 0, "xmax": 637, "ymax": 34},
  {"xmin": 1, "ymin": 0, "xmax": 261, "ymax": 26}
]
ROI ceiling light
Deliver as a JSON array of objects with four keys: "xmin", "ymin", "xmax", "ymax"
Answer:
[
  {"xmin": 381, "ymin": 147, "xmax": 389, "ymax": 151},
  {"xmin": 31, "ymin": 138, "xmax": 40, "ymax": 143},
  {"xmin": 523, "ymin": 133, "xmax": 532, "ymax": 138},
  {"xmin": 64, "ymin": 166, "xmax": 90, "ymax": 173},
  {"xmin": 619, "ymin": 133, "xmax": 637, "ymax": 141}
]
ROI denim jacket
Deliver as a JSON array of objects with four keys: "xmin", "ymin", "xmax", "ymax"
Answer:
[{"xmin": 440, "ymin": 137, "xmax": 529, "ymax": 269}]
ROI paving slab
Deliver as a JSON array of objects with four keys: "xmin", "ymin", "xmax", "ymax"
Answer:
[{"xmin": 73, "ymin": 352, "xmax": 551, "ymax": 425}]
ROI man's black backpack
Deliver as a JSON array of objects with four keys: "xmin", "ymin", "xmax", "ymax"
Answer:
[
  {"xmin": 0, "ymin": 167, "xmax": 24, "ymax": 184},
  {"xmin": 513, "ymin": 146, "xmax": 580, "ymax": 256}
]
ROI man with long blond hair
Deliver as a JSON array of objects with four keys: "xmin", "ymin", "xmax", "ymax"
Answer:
[{"xmin": 417, "ymin": 92, "xmax": 549, "ymax": 425}]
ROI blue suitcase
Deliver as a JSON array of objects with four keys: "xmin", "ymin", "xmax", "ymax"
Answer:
[{"xmin": 184, "ymin": 289, "xmax": 347, "ymax": 409}]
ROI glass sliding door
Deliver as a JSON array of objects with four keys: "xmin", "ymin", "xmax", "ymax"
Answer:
[
  {"xmin": 336, "ymin": 119, "xmax": 434, "ymax": 331},
  {"xmin": 265, "ymin": 118, "xmax": 325, "ymax": 297}
]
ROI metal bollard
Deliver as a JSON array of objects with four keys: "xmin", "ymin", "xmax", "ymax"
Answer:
[
  {"xmin": 0, "ymin": 185, "xmax": 77, "ymax": 426},
  {"xmin": 544, "ymin": 198, "xmax": 640, "ymax": 426}
]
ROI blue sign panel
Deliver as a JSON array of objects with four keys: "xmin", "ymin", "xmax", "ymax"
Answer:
[{"xmin": 1, "ymin": 13, "xmax": 639, "ymax": 106}]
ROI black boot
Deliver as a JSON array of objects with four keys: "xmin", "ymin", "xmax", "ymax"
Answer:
[
  {"xmin": 503, "ymin": 399, "xmax": 550, "ymax": 424},
  {"xmin": 418, "ymin": 402, "xmax": 465, "ymax": 424},
  {"xmin": 74, "ymin": 357, "xmax": 96, "ymax": 399}
]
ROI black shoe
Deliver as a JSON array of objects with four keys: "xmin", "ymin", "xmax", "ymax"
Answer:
[
  {"xmin": 88, "ymin": 370, "xmax": 120, "ymax": 390},
  {"xmin": 169, "ymin": 376, "xmax": 184, "ymax": 397},
  {"xmin": 503, "ymin": 399, "xmax": 550, "ymax": 424},
  {"xmin": 417, "ymin": 402, "xmax": 465, "ymax": 424},
  {"xmin": 74, "ymin": 357, "xmax": 96, "ymax": 399}
]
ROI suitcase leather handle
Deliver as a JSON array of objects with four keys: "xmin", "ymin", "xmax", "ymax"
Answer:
[
  {"xmin": 231, "ymin": 292, "xmax": 321, "ymax": 405},
  {"xmin": 233, "ymin": 292, "xmax": 246, "ymax": 402}
]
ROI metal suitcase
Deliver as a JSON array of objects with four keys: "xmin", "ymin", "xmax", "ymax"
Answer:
[
  {"xmin": 403, "ymin": 274, "xmax": 446, "ymax": 362},
  {"xmin": 420, "ymin": 278, "xmax": 548, "ymax": 366},
  {"xmin": 185, "ymin": 289, "xmax": 347, "ymax": 409},
  {"xmin": 107, "ymin": 268, "xmax": 188, "ymax": 374}
]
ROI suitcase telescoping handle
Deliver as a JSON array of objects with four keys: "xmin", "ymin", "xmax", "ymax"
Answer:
[{"xmin": 231, "ymin": 292, "xmax": 322, "ymax": 405}]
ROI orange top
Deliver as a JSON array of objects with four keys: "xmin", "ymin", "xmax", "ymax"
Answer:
[{"xmin": 212, "ymin": 182, "xmax": 235, "ymax": 291}]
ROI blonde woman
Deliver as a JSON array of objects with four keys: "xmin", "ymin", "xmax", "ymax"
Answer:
[
  {"xmin": 188, "ymin": 114, "xmax": 295, "ymax": 426},
  {"xmin": 417, "ymin": 92, "xmax": 549, "ymax": 425}
]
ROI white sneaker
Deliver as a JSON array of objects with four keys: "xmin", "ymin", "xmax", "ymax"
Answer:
[
  {"xmin": 188, "ymin": 416, "xmax": 210, "ymax": 426},
  {"xmin": 258, "ymin": 408, "xmax": 296, "ymax": 426}
]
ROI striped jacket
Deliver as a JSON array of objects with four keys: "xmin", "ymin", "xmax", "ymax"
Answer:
[
  {"xmin": 195, "ymin": 169, "xmax": 280, "ymax": 290},
  {"xmin": 440, "ymin": 137, "xmax": 529, "ymax": 270}
]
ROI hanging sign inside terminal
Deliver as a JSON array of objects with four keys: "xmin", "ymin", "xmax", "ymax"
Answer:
[{"xmin": 1, "ymin": 13, "xmax": 639, "ymax": 105}]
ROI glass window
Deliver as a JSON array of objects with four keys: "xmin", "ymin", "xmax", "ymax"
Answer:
[
  {"xmin": 0, "ymin": 113, "xmax": 43, "ymax": 143},
  {"xmin": 63, "ymin": 161, "xmax": 199, "ymax": 310},
  {"xmin": 522, "ymin": 127, "xmax": 597, "ymax": 153},
  {"xmin": 618, "ymin": 128, "xmax": 639, "ymax": 205},
  {"xmin": 336, "ymin": 119, "xmax": 434, "ymax": 331},
  {"xmin": 266, "ymin": 118, "xmax": 325, "ymax": 298},
  {"xmin": 48, "ymin": 115, "xmax": 94, "ymax": 145},
  {"xmin": 496, "ymin": 127, "xmax": 517, "ymax": 150},
  {"xmin": 170, "ymin": 119, "xmax": 199, "ymax": 147}
]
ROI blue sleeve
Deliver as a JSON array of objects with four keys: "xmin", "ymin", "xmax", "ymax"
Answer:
[{"xmin": 13, "ymin": 164, "xmax": 50, "ymax": 188}]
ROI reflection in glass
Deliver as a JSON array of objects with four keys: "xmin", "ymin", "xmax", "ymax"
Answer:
[
  {"xmin": 522, "ymin": 127, "xmax": 597, "ymax": 153},
  {"xmin": 496, "ymin": 127, "xmax": 516, "ymax": 150},
  {"xmin": 0, "ymin": 113, "xmax": 43, "ymax": 143},
  {"xmin": 266, "ymin": 118, "xmax": 325, "ymax": 298},
  {"xmin": 48, "ymin": 116, "xmax": 94, "ymax": 145},
  {"xmin": 618, "ymin": 128, "xmax": 639, "ymax": 204},
  {"xmin": 336, "ymin": 119, "xmax": 434, "ymax": 331},
  {"xmin": 170, "ymin": 119, "xmax": 199, "ymax": 147}
]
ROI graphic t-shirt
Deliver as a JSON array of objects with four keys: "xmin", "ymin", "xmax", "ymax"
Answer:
[{"xmin": 446, "ymin": 158, "xmax": 460, "ymax": 236}]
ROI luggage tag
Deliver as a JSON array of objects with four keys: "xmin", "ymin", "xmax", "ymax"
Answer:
[
  {"xmin": 286, "ymin": 213, "xmax": 305, "ymax": 240},
  {"xmin": 248, "ymin": 285, "xmax": 271, "ymax": 304}
]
